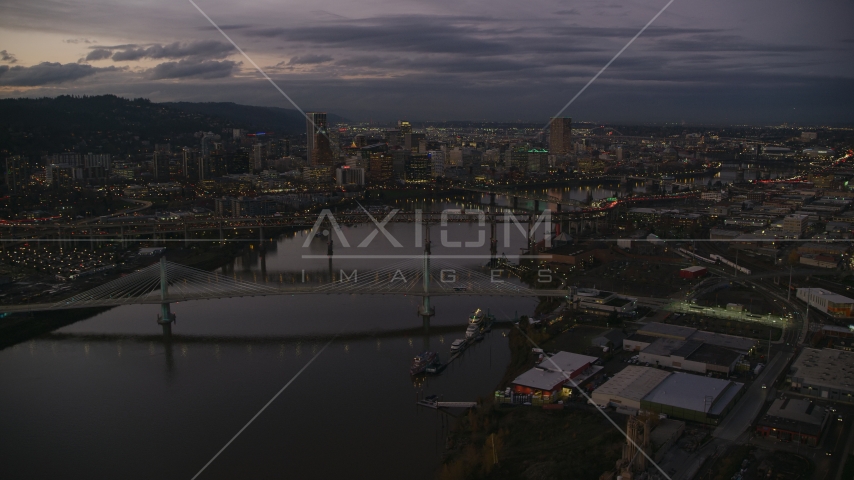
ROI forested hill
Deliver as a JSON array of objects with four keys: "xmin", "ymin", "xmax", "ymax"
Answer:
[{"xmin": 0, "ymin": 95, "xmax": 344, "ymax": 157}]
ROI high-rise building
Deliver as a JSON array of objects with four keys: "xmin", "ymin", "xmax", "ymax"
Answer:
[
  {"xmin": 335, "ymin": 166, "xmax": 365, "ymax": 186},
  {"xmin": 369, "ymin": 153, "xmax": 393, "ymax": 183},
  {"xmin": 306, "ymin": 112, "xmax": 328, "ymax": 166},
  {"xmin": 201, "ymin": 133, "xmax": 217, "ymax": 157},
  {"xmin": 253, "ymin": 143, "xmax": 267, "ymax": 172},
  {"xmin": 182, "ymin": 148, "xmax": 197, "ymax": 180},
  {"xmin": 405, "ymin": 153, "xmax": 431, "ymax": 182},
  {"xmin": 398, "ymin": 121, "xmax": 412, "ymax": 135},
  {"xmin": 405, "ymin": 133, "xmax": 426, "ymax": 153},
  {"xmin": 428, "ymin": 151, "xmax": 445, "ymax": 178},
  {"xmin": 153, "ymin": 152, "xmax": 171, "ymax": 181},
  {"xmin": 549, "ymin": 117, "xmax": 572, "ymax": 156},
  {"xmin": 5, "ymin": 156, "xmax": 28, "ymax": 193}
]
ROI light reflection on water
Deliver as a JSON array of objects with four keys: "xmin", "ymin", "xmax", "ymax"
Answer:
[{"xmin": 0, "ymin": 218, "xmax": 535, "ymax": 480}]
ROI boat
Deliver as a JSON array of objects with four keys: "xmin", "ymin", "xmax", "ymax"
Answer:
[
  {"xmin": 410, "ymin": 351, "xmax": 439, "ymax": 376},
  {"xmin": 465, "ymin": 323, "xmax": 480, "ymax": 339},
  {"xmin": 468, "ymin": 308, "xmax": 485, "ymax": 325},
  {"xmin": 450, "ymin": 339, "xmax": 467, "ymax": 352}
]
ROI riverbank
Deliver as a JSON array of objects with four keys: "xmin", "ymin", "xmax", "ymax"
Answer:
[
  {"xmin": 438, "ymin": 311, "xmax": 624, "ymax": 479},
  {"xmin": 0, "ymin": 228, "xmax": 284, "ymax": 350}
]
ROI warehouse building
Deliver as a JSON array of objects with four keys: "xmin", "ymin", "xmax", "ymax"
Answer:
[
  {"xmin": 790, "ymin": 348, "xmax": 854, "ymax": 402},
  {"xmin": 625, "ymin": 322, "xmax": 756, "ymax": 354},
  {"xmin": 510, "ymin": 351, "xmax": 602, "ymax": 403},
  {"xmin": 755, "ymin": 398, "xmax": 828, "ymax": 446},
  {"xmin": 591, "ymin": 366, "xmax": 670, "ymax": 411},
  {"xmin": 679, "ymin": 266, "xmax": 708, "ymax": 279},
  {"xmin": 640, "ymin": 373, "xmax": 744, "ymax": 425},
  {"xmin": 796, "ymin": 288, "xmax": 854, "ymax": 318},
  {"xmin": 638, "ymin": 338, "xmax": 742, "ymax": 374}
]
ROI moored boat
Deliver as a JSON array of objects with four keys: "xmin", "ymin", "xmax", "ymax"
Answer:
[{"xmin": 410, "ymin": 351, "xmax": 439, "ymax": 376}]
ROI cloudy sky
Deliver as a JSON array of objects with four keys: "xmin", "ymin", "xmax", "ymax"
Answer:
[{"xmin": 1, "ymin": 0, "xmax": 852, "ymax": 124}]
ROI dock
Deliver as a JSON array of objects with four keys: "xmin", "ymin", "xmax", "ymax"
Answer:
[{"xmin": 417, "ymin": 400, "xmax": 478, "ymax": 409}]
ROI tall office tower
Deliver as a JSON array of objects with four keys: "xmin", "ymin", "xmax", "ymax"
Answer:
[
  {"xmin": 5, "ymin": 155, "xmax": 28, "ymax": 193},
  {"xmin": 89, "ymin": 153, "xmax": 112, "ymax": 171},
  {"xmin": 369, "ymin": 153, "xmax": 393, "ymax": 183},
  {"xmin": 153, "ymin": 151, "xmax": 171, "ymax": 182},
  {"xmin": 253, "ymin": 143, "xmax": 267, "ymax": 171},
  {"xmin": 404, "ymin": 133, "xmax": 425, "ymax": 153},
  {"xmin": 398, "ymin": 121, "xmax": 412, "ymax": 147},
  {"xmin": 182, "ymin": 148, "xmax": 198, "ymax": 180},
  {"xmin": 306, "ymin": 112, "xmax": 328, "ymax": 166},
  {"xmin": 276, "ymin": 138, "xmax": 291, "ymax": 157},
  {"xmin": 201, "ymin": 133, "xmax": 216, "ymax": 157},
  {"xmin": 549, "ymin": 117, "xmax": 572, "ymax": 156}
]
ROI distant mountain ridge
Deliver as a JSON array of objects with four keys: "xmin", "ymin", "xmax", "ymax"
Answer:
[
  {"xmin": 162, "ymin": 102, "xmax": 347, "ymax": 134},
  {"xmin": 0, "ymin": 95, "xmax": 345, "ymax": 157}
]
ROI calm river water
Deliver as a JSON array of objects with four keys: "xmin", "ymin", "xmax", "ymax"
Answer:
[{"xmin": 0, "ymin": 212, "xmax": 539, "ymax": 480}]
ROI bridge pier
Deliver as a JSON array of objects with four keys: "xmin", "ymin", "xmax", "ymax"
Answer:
[
  {"xmin": 489, "ymin": 219, "xmax": 498, "ymax": 268},
  {"xmin": 419, "ymin": 226, "xmax": 434, "ymax": 333}
]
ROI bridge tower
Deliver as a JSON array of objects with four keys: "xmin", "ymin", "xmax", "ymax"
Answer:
[
  {"xmin": 489, "ymin": 217, "xmax": 498, "ymax": 268},
  {"xmin": 157, "ymin": 256, "xmax": 176, "ymax": 337},
  {"xmin": 418, "ymin": 223, "xmax": 434, "ymax": 332}
]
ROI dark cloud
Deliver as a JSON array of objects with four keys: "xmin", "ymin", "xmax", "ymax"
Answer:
[
  {"xmin": 147, "ymin": 59, "xmax": 238, "ymax": 80},
  {"xmin": 289, "ymin": 54, "xmax": 333, "ymax": 65},
  {"xmin": 0, "ymin": 50, "xmax": 17, "ymax": 63},
  {"xmin": 553, "ymin": 9, "xmax": 580, "ymax": 15},
  {"xmin": 0, "ymin": 62, "xmax": 117, "ymax": 86},
  {"xmin": 63, "ymin": 38, "xmax": 95, "ymax": 44},
  {"xmin": 85, "ymin": 49, "xmax": 113, "ymax": 61},
  {"xmin": 108, "ymin": 41, "xmax": 234, "ymax": 61}
]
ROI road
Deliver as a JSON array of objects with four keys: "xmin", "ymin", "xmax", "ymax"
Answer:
[{"xmin": 713, "ymin": 350, "xmax": 789, "ymax": 442}]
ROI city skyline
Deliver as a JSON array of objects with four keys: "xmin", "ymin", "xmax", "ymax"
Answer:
[{"xmin": 0, "ymin": 0, "xmax": 852, "ymax": 124}]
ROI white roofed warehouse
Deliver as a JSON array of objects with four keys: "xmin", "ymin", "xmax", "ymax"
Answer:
[
  {"xmin": 591, "ymin": 366, "xmax": 670, "ymax": 411},
  {"xmin": 639, "ymin": 373, "xmax": 745, "ymax": 425}
]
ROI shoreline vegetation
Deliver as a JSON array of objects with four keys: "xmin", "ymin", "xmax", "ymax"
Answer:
[
  {"xmin": 438, "ymin": 315, "xmax": 623, "ymax": 480},
  {"xmin": 438, "ymin": 259, "xmax": 623, "ymax": 480}
]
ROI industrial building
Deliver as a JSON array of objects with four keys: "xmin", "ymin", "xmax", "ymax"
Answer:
[
  {"xmin": 639, "ymin": 373, "xmax": 745, "ymax": 425},
  {"xmin": 626, "ymin": 322, "xmax": 756, "ymax": 352},
  {"xmin": 796, "ymin": 288, "xmax": 854, "ymax": 318},
  {"xmin": 591, "ymin": 366, "xmax": 670, "ymax": 411},
  {"xmin": 790, "ymin": 348, "xmax": 854, "ymax": 402},
  {"xmin": 574, "ymin": 288, "xmax": 637, "ymax": 316},
  {"xmin": 591, "ymin": 329, "xmax": 627, "ymax": 350},
  {"xmin": 755, "ymin": 398, "xmax": 828, "ymax": 446},
  {"xmin": 679, "ymin": 266, "xmax": 708, "ymax": 279},
  {"xmin": 623, "ymin": 322, "xmax": 757, "ymax": 370},
  {"xmin": 638, "ymin": 338, "xmax": 742, "ymax": 374},
  {"xmin": 510, "ymin": 351, "xmax": 601, "ymax": 403}
]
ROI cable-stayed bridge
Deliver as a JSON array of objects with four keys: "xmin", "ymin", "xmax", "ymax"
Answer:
[{"xmin": 0, "ymin": 258, "xmax": 567, "ymax": 332}]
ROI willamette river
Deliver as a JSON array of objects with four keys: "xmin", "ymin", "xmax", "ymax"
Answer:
[
  {"xmin": 0, "ymin": 203, "xmax": 542, "ymax": 480},
  {"xmin": 0, "ymin": 169, "xmax": 794, "ymax": 478}
]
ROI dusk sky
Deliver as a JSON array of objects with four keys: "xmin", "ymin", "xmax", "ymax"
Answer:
[{"xmin": 1, "ymin": 0, "xmax": 852, "ymax": 124}]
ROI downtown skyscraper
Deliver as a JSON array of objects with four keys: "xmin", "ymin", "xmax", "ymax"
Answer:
[
  {"xmin": 549, "ymin": 117, "xmax": 572, "ymax": 156},
  {"xmin": 306, "ymin": 112, "xmax": 332, "ymax": 166}
]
